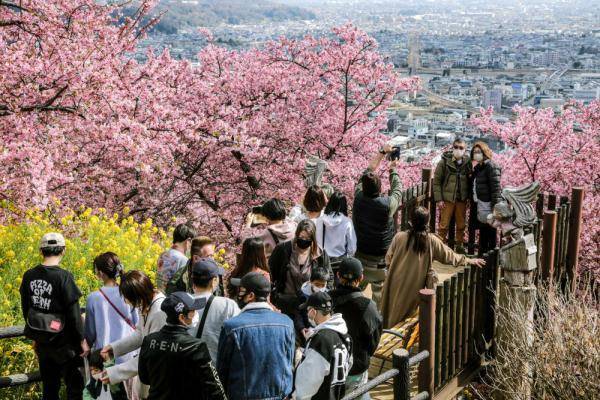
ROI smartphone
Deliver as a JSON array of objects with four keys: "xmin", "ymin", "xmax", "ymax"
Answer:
[{"xmin": 388, "ymin": 146, "xmax": 401, "ymax": 161}]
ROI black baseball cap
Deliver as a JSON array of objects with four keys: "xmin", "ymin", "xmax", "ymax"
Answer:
[
  {"xmin": 338, "ymin": 257, "xmax": 363, "ymax": 281},
  {"xmin": 300, "ymin": 291, "xmax": 333, "ymax": 313},
  {"xmin": 192, "ymin": 258, "xmax": 225, "ymax": 279},
  {"xmin": 230, "ymin": 272, "xmax": 271, "ymax": 297},
  {"xmin": 161, "ymin": 292, "xmax": 206, "ymax": 320}
]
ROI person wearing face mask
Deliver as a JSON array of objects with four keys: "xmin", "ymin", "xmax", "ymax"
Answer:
[
  {"xmin": 218, "ymin": 272, "xmax": 295, "ymax": 400},
  {"xmin": 294, "ymin": 292, "xmax": 353, "ymax": 400},
  {"xmin": 470, "ymin": 141, "xmax": 502, "ymax": 255},
  {"xmin": 329, "ymin": 258, "xmax": 382, "ymax": 400},
  {"xmin": 100, "ymin": 271, "xmax": 166, "ymax": 399},
  {"xmin": 138, "ymin": 292, "xmax": 226, "ymax": 400},
  {"xmin": 433, "ymin": 138, "xmax": 473, "ymax": 253},
  {"xmin": 269, "ymin": 219, "xmax": 333, "ymax": 319},
  {"xmin": 295, "ymin": 268, "xmax": 330, "ymax": 340},
  {"xmin": 188, "ymin": 259, "xmax": 240, "ymax": 362}
]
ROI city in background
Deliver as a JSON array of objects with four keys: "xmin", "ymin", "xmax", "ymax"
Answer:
[{"xmin": 134, "ymin": 0, "xmax": 600, "ymax": 158}]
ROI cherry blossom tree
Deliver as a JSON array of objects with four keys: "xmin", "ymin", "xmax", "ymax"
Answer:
[
  {"xmin": 0, "ymin": 0, "xmax": 418, "ymax": 243},
  {"xmin": 473, "ymin": 102, "xmax": 600, "ymax": 276}
]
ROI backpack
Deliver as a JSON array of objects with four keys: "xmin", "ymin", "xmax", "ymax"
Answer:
[{"xmin": 165, "ymin": 262, "xmax": 189, "ymax": 295}]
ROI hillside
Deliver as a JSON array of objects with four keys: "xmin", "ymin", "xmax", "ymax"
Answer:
[{"xmin": 138, "ymin": 0, "xmax": 317, "ymax": 34}]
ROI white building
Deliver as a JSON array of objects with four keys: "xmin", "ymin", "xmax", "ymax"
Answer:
[
  {"xmin": 539, "ymin": 98, "xmax": 565, "ymax": 112},
  {"xmin": 408, "ymin": 119, "xmax": 429, "ymax": 137},
  {"xmin": 573, "ymin": 88, "xmax": 600, "ymax": 104}
]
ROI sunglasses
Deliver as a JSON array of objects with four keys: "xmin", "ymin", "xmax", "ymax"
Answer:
[{"xmin": 453, "ymin": 145, "xmax": 465, "ymax": 150}]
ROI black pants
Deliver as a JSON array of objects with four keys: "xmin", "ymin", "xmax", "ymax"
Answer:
[
  {"xmin": 478, "ymin": 225, "xmax": 497, "ymax": 256},
  {"xmin": 38, "ymin": 351, "xmax": 84, "ymax": 400}
]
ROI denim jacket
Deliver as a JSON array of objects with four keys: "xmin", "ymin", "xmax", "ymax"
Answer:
[{"xmin": 217, "ymin": 302, "xmax": 295, "ymax": 400}]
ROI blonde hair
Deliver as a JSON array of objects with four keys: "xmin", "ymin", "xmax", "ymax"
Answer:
[{"xmin": 471, "ymin": 141, "xmax": 493, "ymax": 160}]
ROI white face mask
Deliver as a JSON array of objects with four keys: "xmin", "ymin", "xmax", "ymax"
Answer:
[
  {"xmin": 312, "ymin": 284, "xmax": 327, "ymax": 293},
  {"xmin": 307, "ymin": 309, "xmax": 317, "ymax": 328},
  {"xmin": 473, "ymin": 153, "xmax": 484, "ymax": 162},
  {"xmin": 92, "ymin": 372, "xmax": 103, "ymax": 381},
  {"xmin": 452, "ymin": 149, "xmax": 464, "ymax": 159}
]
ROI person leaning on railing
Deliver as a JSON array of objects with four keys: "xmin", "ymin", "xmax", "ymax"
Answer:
[{"xmin": 381, "ymin": 207, "xmax": 486, "ymax": 329}]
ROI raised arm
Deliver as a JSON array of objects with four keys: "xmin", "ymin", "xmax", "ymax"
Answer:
[
  {"xmin": 387, "ymin": 162, "xmax": 402, "ymax": 216},
  {"xmin": 369, "ymin": 144, "xmax": 393, "ymax": 171},
  {"xmin": 356, "ymin": 145, "xmax": 393, "ymax": 195}
]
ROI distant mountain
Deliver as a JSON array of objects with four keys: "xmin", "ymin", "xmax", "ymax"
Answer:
[{"xmin": 136, "ymin": 0, "xmax": 316, "ymax": 34}]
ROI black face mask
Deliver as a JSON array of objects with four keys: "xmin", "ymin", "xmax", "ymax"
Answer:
[
  {"xmin": 237, "ymin": 293, "xmax": 249, "ymax": 309},
  {"xmin": 296, "ymin": 238, "xmax": 312, "ymax": 250}
]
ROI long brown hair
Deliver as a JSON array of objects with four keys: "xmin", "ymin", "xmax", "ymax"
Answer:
[
  {"xmin": 471, "ymin": 141, "xmax": 493, "ymax": 160},
  {"xmin": 295, "ymin": 219, "xmax": 319, "ymax": 259},
  {"xmin": 119, "ymin": 270, "xmax": 155, "ymax": 313},
  {"xmin": 232, "ymin": 237, "xmax": 269, "ymax": 279},
  {"xmin": 406, "ymin": 207, "xmax": 430, "ymax": 255},
  {"xmin": 303, "ymin": 185, "xmax": 327, "ymax": 213}
]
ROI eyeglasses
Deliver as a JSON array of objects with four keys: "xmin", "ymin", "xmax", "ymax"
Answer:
[{"xmin": 453, "ymin": 145, "xmax": 465, "ymax": 150}]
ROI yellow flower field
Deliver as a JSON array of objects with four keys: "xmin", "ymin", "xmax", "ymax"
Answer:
[{"xmin": 0, "ymin": 206, "xmax": 172, "ymax": 399}]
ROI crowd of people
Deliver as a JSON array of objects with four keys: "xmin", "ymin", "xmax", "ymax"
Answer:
[{"xmin": 19, "ymin": 139, "xmax": 499, "ymax": 400}]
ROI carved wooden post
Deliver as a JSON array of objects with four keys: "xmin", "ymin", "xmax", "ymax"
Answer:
[{"xmin": 496, "ymin": 233, "xmax": 537, "ymax": 399}]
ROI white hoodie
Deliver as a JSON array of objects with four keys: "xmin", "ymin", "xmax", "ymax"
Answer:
[
  {"xmin": 316, "ymin": 213, "xmax": 357, "ymax": 258},
  {"xmin": 295, "ymin": 313, "xmax": 353, "ymax": 400}
]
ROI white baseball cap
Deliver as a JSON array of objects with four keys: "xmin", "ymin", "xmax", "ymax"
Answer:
[{"xmin": 39, "ymin": 232, "xmax": 66, "ymax": 249}]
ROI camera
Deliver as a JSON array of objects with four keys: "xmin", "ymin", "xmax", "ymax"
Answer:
[
  {"xmin": 248, "ymin": 206, "xmax": 267, "ymax": 227},
  {"xmin": 388, "ymin": 146, "xmax": 402, "ymax": 161}
]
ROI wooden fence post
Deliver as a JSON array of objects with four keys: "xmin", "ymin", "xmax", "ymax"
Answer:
[
  {"xmin": 496, "ymin": 233, "xmax": 538, "ymax": 400},
  {"xmin": 393, "ymin": 348, "xmax": 410, "ymax": 400},
  {"xmin": 565, "ymin": 187, "xmax": 584, "ymax": 291},
  {"xmin": 418, "ymin": 289, "xmax": 436, "ymax": 397},
  {"xmin": 541, "ymin": 211, "xmax": 557, "ymax": 282},
  {"xmin": 422, "ymin": 168, "xmax": 436, "ymax": 233}
]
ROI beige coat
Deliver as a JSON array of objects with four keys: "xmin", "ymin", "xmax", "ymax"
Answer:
[{"xmin": 381, "ymin": 232, "xmax": 466, "ymax": 329}]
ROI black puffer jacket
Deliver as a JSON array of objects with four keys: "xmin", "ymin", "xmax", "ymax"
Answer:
[
  {"xmin": 472, "ymin": 159, "xmax": 502, "ymax": 206},
  {"xmin": 329, "ymin": 286, "xmax": 382, "ymax": 375},
  {"xmin": 269, "ymin": 240, "xmax": 332, "ymax": 314}
]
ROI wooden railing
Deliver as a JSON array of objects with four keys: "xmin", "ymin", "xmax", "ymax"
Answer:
[
  {"xmin": 342, "ymin": 349, "xmax": 431, "ymax": 400},
  {"xmin": 536, "ymin": 188, "xmax": 584, "ymax": 291},
  {"xmin": 429, "ymin": 249, "xmax": 500, "ymax": 398},
  {"xmin": 0, "ymin": 326, "xmax": 40, "ymax": 388}
]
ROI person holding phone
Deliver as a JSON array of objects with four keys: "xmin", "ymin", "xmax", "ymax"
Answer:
[
  {"xmin": 242, "ymin": 198, "xmax": 297, "ymax": 258},
  {"xmin": 352, "ymin": 145, "xmax": 402, "ymax": 309}
]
